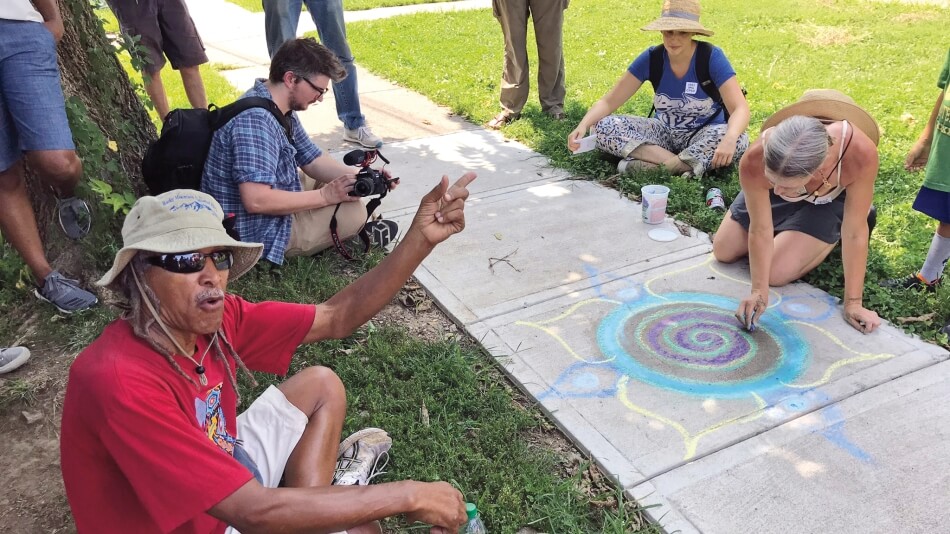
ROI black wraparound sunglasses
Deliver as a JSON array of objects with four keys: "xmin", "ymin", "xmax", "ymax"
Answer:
[{"xmin": 147, "ymin": 250, "xmax": 233, "ymax": 274}]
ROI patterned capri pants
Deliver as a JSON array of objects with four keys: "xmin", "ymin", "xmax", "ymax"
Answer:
[{"xmin": 594, "ymin": 115, "xmax": 750, "ymax": 176}]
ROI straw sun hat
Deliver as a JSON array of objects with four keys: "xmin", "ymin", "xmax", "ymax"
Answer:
[
  {"xmin": 761, "ymin": 89, "xmax": 880, "ymax": 146},
  {"xmin": 641, "ymin": 0, "xmax": 714, "ymax": 37},
  {"xmin": 97, "ymin": 190, "xmax": 263, "ymax": 288}
]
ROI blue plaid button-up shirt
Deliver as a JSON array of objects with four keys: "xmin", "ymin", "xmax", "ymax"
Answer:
[{"xmin": 202, "ymin": 79, "xmax": 322, "ymax": 264}]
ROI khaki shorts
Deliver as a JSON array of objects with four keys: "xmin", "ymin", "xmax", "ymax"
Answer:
[
  {"xmin": 226, "ymin": 386, "xmax": 347, "ymax": 534},
  {"xmin": 286, "ymin": 173, "xmax": 368, "ymax": 257}
]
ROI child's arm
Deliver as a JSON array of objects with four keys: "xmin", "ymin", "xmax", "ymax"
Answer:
[{"xmin": 906, "ymin": 90, "xmax": 945, "ymax": 171}]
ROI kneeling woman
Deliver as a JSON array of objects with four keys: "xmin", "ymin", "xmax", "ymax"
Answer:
[
  {"xmin": 712, "ymin": 90, "xmax": 881, "ymax": 334},
  {"xmin": 567, "ymin": 0, "xmax": 750, "ymax": 177}
]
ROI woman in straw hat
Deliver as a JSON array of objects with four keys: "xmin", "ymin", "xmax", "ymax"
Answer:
[
  {"xmin": 567, "ymin": 0, "xmax": 749, "ymax": 177},
  {"xmin": 712, "ymin": 89, "xmax": 882, "ymax": 334}
]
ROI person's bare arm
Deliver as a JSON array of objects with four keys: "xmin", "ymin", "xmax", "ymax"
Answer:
[
  {"xmin": 31, "ymin": 0, "xmax": 64, "ymax": 42},
  {"xmin": 568, "ymin": 72, "xmax": 643, "ymax": 152},
  {"xmin": 210, "ymin": 479, "xmax": 466, "ymax": 533},
  {"xmin": 300, "ymin": 152, "xmax": 356, "ymax": 186},
  {"xmin": 905, "ymin": 90, "xmax": 944, "ymax": 171},
  {"xmin": 736, "ymin": 148, "xmax": 773, "ymax": 329},
  {"xmin": 238, "ymin": 174, "xmax": 358, "ymax": 216},
  {"xmin": 303, "ymin": 173, "xmax": 476, "ymax": 343},
  {"xmin": 839, "ymin": 137, "xmax": 881, "ymax": 333},
  {"xmin": 710, "ymin": 76, "xmax": 750, "ymax": 169}
]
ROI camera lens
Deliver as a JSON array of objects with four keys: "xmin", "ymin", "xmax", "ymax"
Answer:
[{"xmin": 353, "ymin": 178, "xmax": 371, "ymax": 197}]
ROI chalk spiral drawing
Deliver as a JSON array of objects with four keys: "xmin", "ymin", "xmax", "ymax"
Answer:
[{"xmin": 520, "ymin": 257, "xmax": 893, "ymax": 461}]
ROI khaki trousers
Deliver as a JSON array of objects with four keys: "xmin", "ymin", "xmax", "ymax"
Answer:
[
  {"xmin": 492, "ymin": 0, "xmax": 568, "ymax": 115},
  {"xmin": 285, "ymin": 173, "xmax": 367, "ymax": 258}
]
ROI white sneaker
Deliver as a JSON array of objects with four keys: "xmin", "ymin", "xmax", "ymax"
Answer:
[
  {"xmin": 332, "ymin": 427, "xmax": 392, "ymax": 486},
  {"xmin": 343, "ymin": 125, "xmax": 383, "ymax": 148},
  {"xmin": 0, "ymin": 346, "xmax": 30, "ymax": 375}
]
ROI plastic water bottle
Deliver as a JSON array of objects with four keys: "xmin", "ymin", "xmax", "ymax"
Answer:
[{"xmin": 461, "ymin": 502, "xmax": 487, "ymax": 533}]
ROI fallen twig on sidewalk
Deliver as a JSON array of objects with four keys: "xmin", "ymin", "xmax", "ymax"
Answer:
[{"xmin": 489, "ymin": 249, "xmax": 521, "ymax": 273}]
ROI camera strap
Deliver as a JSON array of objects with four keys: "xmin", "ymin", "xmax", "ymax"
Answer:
[{"xmin": 329, "ymin": 197, "xmax": 382, "ymax": 260}]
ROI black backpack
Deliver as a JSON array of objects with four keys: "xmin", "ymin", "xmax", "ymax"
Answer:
[
  {"xmin": 142, "ymin": 97, "xmax": 294, "ymax": 195},
  {"xmin": 647, "ymin": 41, "xmax": 732, "ymax": 135}
]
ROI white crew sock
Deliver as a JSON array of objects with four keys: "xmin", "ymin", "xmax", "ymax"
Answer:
[{"xmin": 920, "ymin": 233, "xmax": 950, "ymax": 283}]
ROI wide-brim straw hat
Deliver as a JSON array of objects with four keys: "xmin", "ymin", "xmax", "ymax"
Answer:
[
  {"xmin": 98, "ymin": 189, "xmax": 263, "ymax": 288},
  {"xmin": 761, "ymin": 89, "xmax": 880, "ymax": 146},
  {"xmin": 641, "ymin": 0, "xmax": 714, "ymax": 37}
]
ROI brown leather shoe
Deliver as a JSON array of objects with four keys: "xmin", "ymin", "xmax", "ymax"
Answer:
[
  {"xmin": 546, "ymin": 110, "xmax": 566, "ymax": 121},
  {"xmin": 487, "ymin": 110, "xmax": 520, "ymax": 130}
]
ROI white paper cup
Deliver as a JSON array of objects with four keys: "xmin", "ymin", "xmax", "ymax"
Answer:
[{"xmin": 641, "ymin": 185, "xmax": 670, "ymax": 224}]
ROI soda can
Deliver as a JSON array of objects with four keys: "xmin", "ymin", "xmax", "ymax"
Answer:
[{"xmin": 706, "ymin": 187, "xmax": 726, "ymax": 210}]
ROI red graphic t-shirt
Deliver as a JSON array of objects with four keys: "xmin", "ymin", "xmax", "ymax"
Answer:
[{"xmin": 60, "ymin": 295, "xmax": 315, "ymax": 533}]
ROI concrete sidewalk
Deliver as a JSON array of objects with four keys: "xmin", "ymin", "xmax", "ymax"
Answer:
[{"xmin": 190, "ymin": 2, "xmax": 950, "ymax": 532}]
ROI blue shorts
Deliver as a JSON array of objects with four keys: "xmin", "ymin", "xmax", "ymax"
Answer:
[
  {"xmin": 0, "ymin": 20, "xmax": 75, "ymax": 172},
  {"xmin": 912, "ymin": 186, "xmax": 950, "ymax": 224}
]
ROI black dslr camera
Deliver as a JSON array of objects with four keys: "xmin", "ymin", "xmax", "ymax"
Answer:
[{"xmin": 343, "ymin": 149, "xmax": 397, "ymax": 197}]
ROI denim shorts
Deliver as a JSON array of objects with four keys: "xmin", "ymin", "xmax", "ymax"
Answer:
[{"xmin": 0, "ymin": 20, "xmax": 75, "ymax": 172}]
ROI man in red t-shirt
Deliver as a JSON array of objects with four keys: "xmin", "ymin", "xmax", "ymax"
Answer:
[{"xmin": 61, "ymin": 177, "xmax": 475, "ymax": 533}]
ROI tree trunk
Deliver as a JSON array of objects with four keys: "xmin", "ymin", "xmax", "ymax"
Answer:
[{"xmin": 26, "ymin": 0, "xmax": 155, "ymax": 278}]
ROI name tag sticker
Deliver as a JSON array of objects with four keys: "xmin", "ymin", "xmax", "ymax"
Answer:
[{"xmin": 685, "ymin": 82, "xmax": 698, "ymax": 94}]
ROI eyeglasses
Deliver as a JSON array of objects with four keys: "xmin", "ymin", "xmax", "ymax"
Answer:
[
  {"xmin": 764, "ymin": 169, "xmax": 810, "ymax": 196},
  {"xmin": 147, "ymin": 251, "xmax": 233, "ymax": 274},
  {"xmin": 294, "ymin": 73, "xmax": 328, "ymax": 97}
]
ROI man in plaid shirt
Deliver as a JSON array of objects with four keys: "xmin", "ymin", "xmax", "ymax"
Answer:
[{"xmin": 202, "ymin": 38, "xmax": 397, "ymax": 266}]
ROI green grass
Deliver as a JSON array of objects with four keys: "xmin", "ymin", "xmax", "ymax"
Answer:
[
  {"xmin": 226, "ymin": 0, "xmax": 458, "ymax": 12},
  {"xmin": 0, "ymin": 378, "xmax": 39, "ymax": 408},
  {"xmin": 344, "ymin": 0, "xmax": 950, "ymax": 344}
]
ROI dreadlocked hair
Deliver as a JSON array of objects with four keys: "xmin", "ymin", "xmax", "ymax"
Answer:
[{"xmin": 114, "ymin": 253, "xmax": 258, "ymax": 400}]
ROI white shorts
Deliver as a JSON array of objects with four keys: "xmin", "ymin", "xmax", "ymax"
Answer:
[
  {"xmin": 225, "ymin": 386, "xmax": 346, "ymax": 534},
  {"xmin": 236, "ymin": 385, "xmax": 309, "ymax": 487}
]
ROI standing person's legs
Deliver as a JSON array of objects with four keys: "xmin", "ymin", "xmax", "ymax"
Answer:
[
  {"xmin": 263, "ymin": 0, "xmax": 304, "ymax": 58},
  {"xmin": 919, "ymin": 222, "xmax": 950, "ymax": 282},
  {"xmin": 493, "ymin": 0, "xmax": 530, "ymax": 116},
  {"xmin": 157, "ymin": 0, "xmax": 209, "ymax": 110},
  {"xmin": 529, "ymin": 0, "xmax": 567, "ymax": 117},
  {"xmin": 107, "ymin": 0, "xmax": 172, "ymax": 118},
  {"xmin": 0, "ymin": 21, "xmax": 97, "ymax": 311},
  {"xmin": 0, "ymin": 161, "xmax": 54, "ymax": 281},
  {"xmin": 305, "ymin": 0, "xmax": 365, "ymax": 131},
  {"xmin": 884, "ymin": 187, "xmax": 950, "ymax": 289},
  {"xmin": 178, "ymin": 66, "xmax": 208, "ymax": 110},
  {"xmin": 144, "ymin": 71, "xmax": 171, "ymax": 120}
]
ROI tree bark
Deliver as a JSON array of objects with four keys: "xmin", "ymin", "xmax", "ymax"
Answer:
[{"xmin": 26, "ymin": 0, "xmax": 155, "ymax": 277}]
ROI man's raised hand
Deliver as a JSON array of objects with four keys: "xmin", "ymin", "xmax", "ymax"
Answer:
[{"xmin": 411, "ymin": 172, "xmax": 477, "ymax": 247}]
